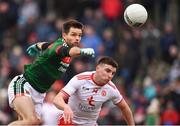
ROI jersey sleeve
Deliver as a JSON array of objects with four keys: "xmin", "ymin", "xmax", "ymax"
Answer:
[
  {"xmin": 110, "ymin": 84, "xmax": 123, "ymax": 105},
  {"xmin": 55, "ymin": 45, "xmax": 71, "ymax": 58},
  {"xmin": 47, "ymin": 39, "xmax": 71, "ymax": 58},
  {"xmin": 61, "ymin": 76, "xmax": 82, "ymax": 96},
  {"xmin": 41, "ymin": 42, "xmax": 53, "ymax": 50}
]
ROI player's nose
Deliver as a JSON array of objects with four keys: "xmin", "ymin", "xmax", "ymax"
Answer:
[
  {"xmin": 108, "ymin": 74, "xmax": 113, "ymax": 80},
  {"xmin": 75, "ymin": 35, "xmax": 81, "ymax": 41}
]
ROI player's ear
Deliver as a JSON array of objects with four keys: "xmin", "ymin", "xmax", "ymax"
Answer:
[
  {"xmin": 62, "ymin": 33, "xmax": 67, "ymax": 40},
  {"xmin": 96, "ymin": 65, "xmax": 100, "ymax": 71}
]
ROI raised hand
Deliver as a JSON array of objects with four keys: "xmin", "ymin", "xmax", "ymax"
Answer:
[{"xmin": 80, "ymin": 48, "xmax": 95, "ymax": 57}]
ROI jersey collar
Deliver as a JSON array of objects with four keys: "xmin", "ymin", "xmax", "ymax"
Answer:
[{"xmin": 91, "ymin": 73, "xmax": 105, "ymax": 86}]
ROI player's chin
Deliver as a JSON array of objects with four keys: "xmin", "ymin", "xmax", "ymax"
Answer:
[
  {"xmin": 73, "ymin": 42, "xmax": 80, "ymax": 47},
  {"xmin": 72, "ymin": 44, "xmax": 79, "ymax": 47},
  {"xmin": 103, "ymin": 79, "xmax": 110, "ymax": 84}
]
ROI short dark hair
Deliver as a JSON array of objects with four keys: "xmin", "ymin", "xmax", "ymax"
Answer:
[
  {"xmin": 62, "ymin": 19, "xmax": 84, "ymax": 33},
  {"xmin": 96, "ymin": 56, "xmax": 118, "ymax": 69}
]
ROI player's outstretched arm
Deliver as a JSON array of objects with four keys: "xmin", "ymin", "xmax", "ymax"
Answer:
[
  {"xmin": 53, "ymin": 92, "xmax": 73, "ymax": 124},
  {"xmin": 26, "ymin": 42, "xmax": 50, "ymax": 56},
  {"xmin": 116, "ymin": 99, "xmax": 135, "ymax": 125},
  {"xmin": 69, "ymin": 46, "xmax": 95, "ymax": 57}
]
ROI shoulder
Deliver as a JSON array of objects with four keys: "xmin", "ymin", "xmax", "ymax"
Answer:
[
  {"xmin": 106, "ymin": 81, "xmax": 122, "ymax": 101},
  {"xmin": 75, "ymin": 71, "xmax": 94, "ymax": 80},
  {"xmin": 106, "ymin": 81, "xmax": 117, "ymax": 90},
  {"xmin": 54, "ymin": 38, "xmax": 64, "ymax": 43},
  {"xmin": 65, "ymin": 72, "xmax": 94, "ymax": 88},
  {"xmin": 50, "ymin": 38, "xmax": 64, "ymax": 47},
  {"xmin": 47, "ymin": 38, "xmax": 63, "ymax": 50}
]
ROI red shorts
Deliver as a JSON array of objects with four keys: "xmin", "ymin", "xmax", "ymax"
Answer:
[{"xmin": 57, "ymin": 115, "xmax": 74, "ymax": 126}]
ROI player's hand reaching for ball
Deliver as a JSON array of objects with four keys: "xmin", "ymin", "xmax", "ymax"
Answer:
[
  {"xmin": 80, "ymin": 48, "xmax": 95, "ymax": 57},
  {"xmin": 63, "ymin": 104, "xmax": 73, "ymax": 124}
]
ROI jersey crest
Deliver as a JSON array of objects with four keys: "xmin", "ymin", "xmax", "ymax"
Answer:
[{"xmin": 101, "ymin": 90, "xmax": 107, "ymax": 96}]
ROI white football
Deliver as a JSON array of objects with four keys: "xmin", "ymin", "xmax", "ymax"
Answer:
[{"xmin": 124, "ymin": 4, "xmax": 148, "ymax": 28}]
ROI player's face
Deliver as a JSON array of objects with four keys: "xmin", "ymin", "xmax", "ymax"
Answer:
[
  {"xmin": 63, "ymin": 27, "xmax": 82, "ymax": 47},
  {"xmin": 95, "ymin": 64, "xmax": 116, "ymax": 86}
]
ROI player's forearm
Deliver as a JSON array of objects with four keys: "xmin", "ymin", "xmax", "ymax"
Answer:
[
  {"xmin": 121, "ymin": 106, "xmax": 135, "ymax": 125},
  {"xmin": 117, "ymin": 99, "xmax": 135, "ymax": 125},
  {"xmin": 69, "ymin": 46, "xmax": 81, "ymax": 57},
  {"xmin": 53, "ymin": 93, "xmax": 68, "ymax": 110},
  {"xmin": 69, "ymin": 47, "xmax": 95, "ymax": 57}
]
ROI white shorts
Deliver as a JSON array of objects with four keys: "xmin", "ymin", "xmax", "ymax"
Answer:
[{"xmin": 8, "ymin": 74, "xmax": 46, "ymax": 117}]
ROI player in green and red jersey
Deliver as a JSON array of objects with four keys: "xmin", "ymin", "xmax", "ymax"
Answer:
[
  {"xmin": 8, "ymin": 19, "xmax": 95, "ymax": 125},
  {"xmin": 24, "ymin": 37, "xmax": 94, "ymax": 93}
]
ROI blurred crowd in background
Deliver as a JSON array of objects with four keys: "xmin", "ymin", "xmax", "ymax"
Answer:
[{"xmin": 0, "ymin": 0, "xmax": 180, "ymax": 125}]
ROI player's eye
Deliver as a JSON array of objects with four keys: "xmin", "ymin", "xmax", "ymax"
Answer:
[
  {"xmin": 105, "ymin": 69, "xmax": 111, "ymax": 73},
  {"xmin": 79, "ymin": 34, "xmax": 82, "ymax": 37},
  {"xmin": 71, "ymin": 33, "xmax": 76, "ymax": 36}
]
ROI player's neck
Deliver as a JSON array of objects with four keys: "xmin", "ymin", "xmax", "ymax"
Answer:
[{"xmin": 91, "ymin": 73, "xmax": 105, "ymax": 86}]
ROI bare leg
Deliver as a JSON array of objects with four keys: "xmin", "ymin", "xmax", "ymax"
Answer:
[{"xmin": 8, "ymin": 96, "xmax": 42, "ymax": 126}]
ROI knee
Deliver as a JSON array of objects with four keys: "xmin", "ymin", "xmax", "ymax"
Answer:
[{"xmin": 26, "ymin": 116, "xmax": 42, "ymax": 125}]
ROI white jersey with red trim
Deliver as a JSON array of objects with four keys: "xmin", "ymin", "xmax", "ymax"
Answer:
[{"xmin": 61, "ymin": 71, "xmax": 123, "ymax": 125}]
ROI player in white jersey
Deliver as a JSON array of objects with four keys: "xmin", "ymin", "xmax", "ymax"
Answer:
[{"xmin": 53, "ymin": 56, "xmax": 135, "ymax": 125}]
